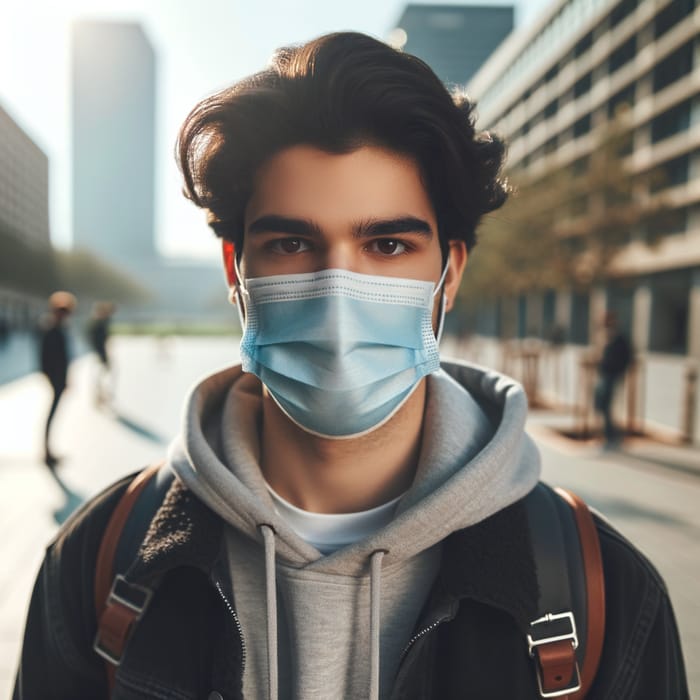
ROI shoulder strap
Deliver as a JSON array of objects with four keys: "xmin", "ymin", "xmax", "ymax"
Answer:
[
  {"xmin": 525, "ymin": 484, "xmax": 605, "ymax": 699},
  {"xmin": 93, "ymin": 462, "xmax": 170, "ymax": 692},
  {"xmin": 555, "ymin": 488, "xmax": 605, "ymax": 699}
]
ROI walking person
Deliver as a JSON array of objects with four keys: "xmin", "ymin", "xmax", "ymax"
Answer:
[
  {"xmin": 14, "ymin": 33, "xmax": 687, "ymax": 699},
  {"xmin": 594, "ymin": 311, "xmax": 633, "ymax": 448},
  {"xmin": 38, "ymin": 291, "xmax": 76, "ymax": 469},
  {"xmin": 88, "ymin": 301, "xmax": 116, "ymax": 406}
]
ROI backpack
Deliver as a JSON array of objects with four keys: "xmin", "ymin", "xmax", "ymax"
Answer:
[{"xmin": 93, "ymin": 463, "xmax": 605, "ymax": 699}]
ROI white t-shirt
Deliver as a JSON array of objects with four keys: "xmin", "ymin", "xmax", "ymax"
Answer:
[{"xmin": 265, "ymin": 482, "xmax": 403, "ymax": 554}]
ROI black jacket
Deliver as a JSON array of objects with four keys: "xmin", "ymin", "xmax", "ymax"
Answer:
[
  {"xmin": 599, "ymin": 333, "xmax": 632, "ymax": 378},
  {"xmin": 39, "ymin": 324, "xmax": 69, "ymax": 388},
  {"xmin": 13, "ymin": 473, "xmax": 689, "ymax": 699}
]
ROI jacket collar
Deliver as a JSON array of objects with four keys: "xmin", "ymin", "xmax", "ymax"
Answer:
[{"xmin": 127, "ymin": 476, "xmax": 539, "ymax": 632}]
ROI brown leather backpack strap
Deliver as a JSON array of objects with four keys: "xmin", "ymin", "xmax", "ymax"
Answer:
[
  {"xmin": 555, "ymin": 488, "xmax": 606, "ymax": 699},
  {"xmin": 93, "ymin": 462, "xmax": 162, "ymax": 692}
]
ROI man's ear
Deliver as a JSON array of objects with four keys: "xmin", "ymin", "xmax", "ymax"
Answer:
[
  {"xmin": 443, "ymin": 240, "xmax": 468, "ymax": 312},
  {"xmin": 222, "ymin": 241, "xmax": 237, "ymax": 287}
]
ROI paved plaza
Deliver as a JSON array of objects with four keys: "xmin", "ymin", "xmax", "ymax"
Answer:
[{"xmin": 1, "ymin": 335, "xmax": 698, "ymax": 697}]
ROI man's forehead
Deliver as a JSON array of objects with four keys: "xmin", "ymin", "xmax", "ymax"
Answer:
[{"xmin": 245, "ymin": 144, "xmax": 433, "ymax": 218}]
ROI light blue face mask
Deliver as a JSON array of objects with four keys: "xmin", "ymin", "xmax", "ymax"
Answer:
[{"xmin": 236, "ymin": 265, "xmax": 448, "ymax": 439}]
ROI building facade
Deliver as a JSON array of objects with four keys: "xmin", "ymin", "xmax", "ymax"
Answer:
[
  {"xmin": 463, "ymin": 0, "xmax": 700, "ymax": 443},
  {"xmin": 71, "ymin": 21, "xmax": 157, "ymax": 267},
  {"xmin": 0, "ymin": 104, "xmax": 50, "ymax": 251},
  {"xmin": 393, "ymin": 4, "xmax": 514, "ymax": 86},
  {"xmin": 0, "ymin": 103, "xmax": 52, "ymax": 329}
]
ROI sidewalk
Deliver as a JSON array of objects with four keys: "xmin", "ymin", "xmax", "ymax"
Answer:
[
  {"xmin": 1, "ymin": 339, "xmax": 697, "ymax": 696},
  {"xmin": 527, "ymin": 408, "xmax": 700, "ymax": 478},
  {"xmin": 0, "ymin": 335, "xmax": 237, "ymax": 696}
]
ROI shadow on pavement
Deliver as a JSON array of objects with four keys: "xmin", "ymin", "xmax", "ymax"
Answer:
[
  {"xmin": 587, "ymin": 496, "xmax": 688, "ymax": 527},
  {"xmin": 112, "ymin": 411, "xmax": 168, "ymax": 445},
  {"xmin": 572, "ymin": 490, "xmax": 700, "ymax": 538},
  {"xmin": 615, "ymin": 448, "xmax": 700, "ymax": 481},
  {"xmin": 49, "ymin": 470, "xmax": 85, "ymax": 525}
]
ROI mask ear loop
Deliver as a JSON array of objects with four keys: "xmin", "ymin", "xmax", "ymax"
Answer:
[
  {"xmin": 223, "ymin": 241, "xmax": 248, "ymax": 330},
  {"xmin": 433, "ymin": 253, "xmax": 451, "ymax": 343}
]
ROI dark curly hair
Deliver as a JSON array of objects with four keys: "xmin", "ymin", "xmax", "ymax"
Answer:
[{"xmin": 177, "ymin": 31, "xmax": 508, "ymax": 252}]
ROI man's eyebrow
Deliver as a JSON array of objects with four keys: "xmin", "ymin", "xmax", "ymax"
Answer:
[
  {"xmin": 246, "ymin": 214, "xmax": 433, "ymax": 238},
  {"xmin": 247, "ymin": 215, "xmax": 322, "ymax": 237},
  {"xmin": 355, "ymin": 217, "xmax": 433, "ymax": 238}
]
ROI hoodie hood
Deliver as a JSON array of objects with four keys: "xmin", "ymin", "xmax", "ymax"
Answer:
[
  {"xmin": 168, "ymin": 359, "xmax": 540, "ymax": 700},
  {"xmin": 169, "ymin": 359, "xmax": 540, "ymax": 574}
]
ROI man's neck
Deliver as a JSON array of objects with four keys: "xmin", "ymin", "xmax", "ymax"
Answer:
[{"xmin": 259, "ymin": 381, "xmax": 427, "ymax": 514}]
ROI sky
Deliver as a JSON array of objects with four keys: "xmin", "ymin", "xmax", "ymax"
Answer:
[{"xmin": 1, "ymin": 0, "xmax": 552, "ymax": 261}]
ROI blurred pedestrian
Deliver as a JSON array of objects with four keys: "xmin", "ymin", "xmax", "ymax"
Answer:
[
  {"xmin": 87, "ymin": 301, "xmax": 115, "ymax": 406},
  {"xmin": 594, "ymin": 310, "xmax": 632, "ymax": 447},
  {"xmin": 39, "ymin": 291, "xmax": 76, "ymax": 468}
]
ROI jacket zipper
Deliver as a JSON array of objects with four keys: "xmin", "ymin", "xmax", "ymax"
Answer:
[
  {"xmin": 399, "ymin": 615, "xmax": 451, "ymax": 664},
  {"xmin": 215, "ymin": 579, "xmax": 247, "ymax": 674}
]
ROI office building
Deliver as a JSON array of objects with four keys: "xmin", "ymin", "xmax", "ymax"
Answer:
[
  {"xmin": 0, "ymin": 103, "xmax": 52, "ymax": 327},
  {"xmin": 464, "ymin": 0, "xmax": 700, "ymax": 443},
  {"xmin": 71, "ymin": 21, "xmax": 157, "ymax": 266},
  {"xmin": 393, "ymin": 4, "xmax": 514, "ymax": 86},
  {"xmin": 0, "ymin": 104, "xmax": 50, "ymax": 251}
]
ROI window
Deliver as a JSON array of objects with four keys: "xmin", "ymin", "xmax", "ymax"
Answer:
[
  {"xmin": 476, "ymin": 300, "xmax": 500, "ymax": 338},
  {"xmin": 648, "ymin": 269, "xmax": 690, "ymax": 354},
  {"xmin": 574, "ymin": 73, "xmax": 592, "ymax": 98},
  {"xmin": 653, "ymin": 41, "xmax": 694, "ymax": 92},
  {"xmin": 608, "ymin": 83, "xmax": 636, "ymax": 118},
  {"xmin": 610, "ymin": 0, "xmax": 638, "ymax": 27},
  {"xmin": 570, "ymin": 291, "xmax": 590, "ymax": 345},
  {"xmin": 544, "ymin": 98, "xmax": 558, "ymax": 119},
  {"xmin": 542, "ymin": 290, "xmax": 557, "ymax": 339},
  {"xmin": 545, "ymin": 65, "xmax": 559, "ymax": 84},
  {"xmin": 645, "ymin": 206, "xmax": 689, "ymax": 240},
  {"xmin": 575, "ymin": 32, "xmax": 593, "ymax": 57},
  {"xmin": 654, "ymin": 0, "xmax": 696, "ymax": 39},
  {"xmin": 531, "ymin": 110, "xmax": 545, "ymax": 131},
  {"xmin": 651, "ymin": 100, "xmax": 691, "ymax": 143},
  {"xmin": 609, "ymin": 35, "xmax": 637, "ymax": 74},
  {"xmin": 574, "ymin": 113, "xmax": 592, "ymax": 137},
  {"xmin": 518, "ymin": 294, "xmax": 528, "ymax": 338},
  {"xmin": 651, "ymin": 154, "xmax": 690, "ymax": 192}
]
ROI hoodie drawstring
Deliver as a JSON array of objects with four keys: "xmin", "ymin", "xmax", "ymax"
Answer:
[
  {"xmin": 257, "ymin": 526, "xmax": 386, "ymax": 700},
  {"xmin": 369, "ymin": 549, "xmax": 386, "ymax": 700},
  {"xmin": 260, "ymin": 524, "xmax": 279, "ymax": 700}
]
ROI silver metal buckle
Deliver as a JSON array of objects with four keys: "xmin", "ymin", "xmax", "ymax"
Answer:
[
  {"xmin": 528, "ymin": 612, "xmax": 581, "ymax": 698},
  {"xmin": 93, "ymin": 575, "xmax": 153, "ymax": 666},
  {"xmin": 527, "ymin": 611, "xmax": 579, "ymax": 656},
  {"xmin": 106, "ymin": 574, "xmax": 153, "ymax": 615},
  {"xmin": 93, "ymin": 637, "xmax": 122, "ymax": 666}
]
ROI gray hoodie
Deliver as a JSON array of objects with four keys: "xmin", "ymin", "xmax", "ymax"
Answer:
[{"xmin": 169, "ymin": 359, "xmax": 540, "ymax": 700}]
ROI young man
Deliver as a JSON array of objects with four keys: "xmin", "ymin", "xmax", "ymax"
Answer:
[{"xmin": 14, "ymin": 32, "xmax": 687, "ymax": 699}]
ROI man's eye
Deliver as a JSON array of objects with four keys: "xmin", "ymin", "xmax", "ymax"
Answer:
[
  {"xmin": 270, "ymin": 238, "xmax": 310, "ymax": 254},
  {"xmin": 370, "ymin": 239, "xmax": 407, "ymax": 256}
]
